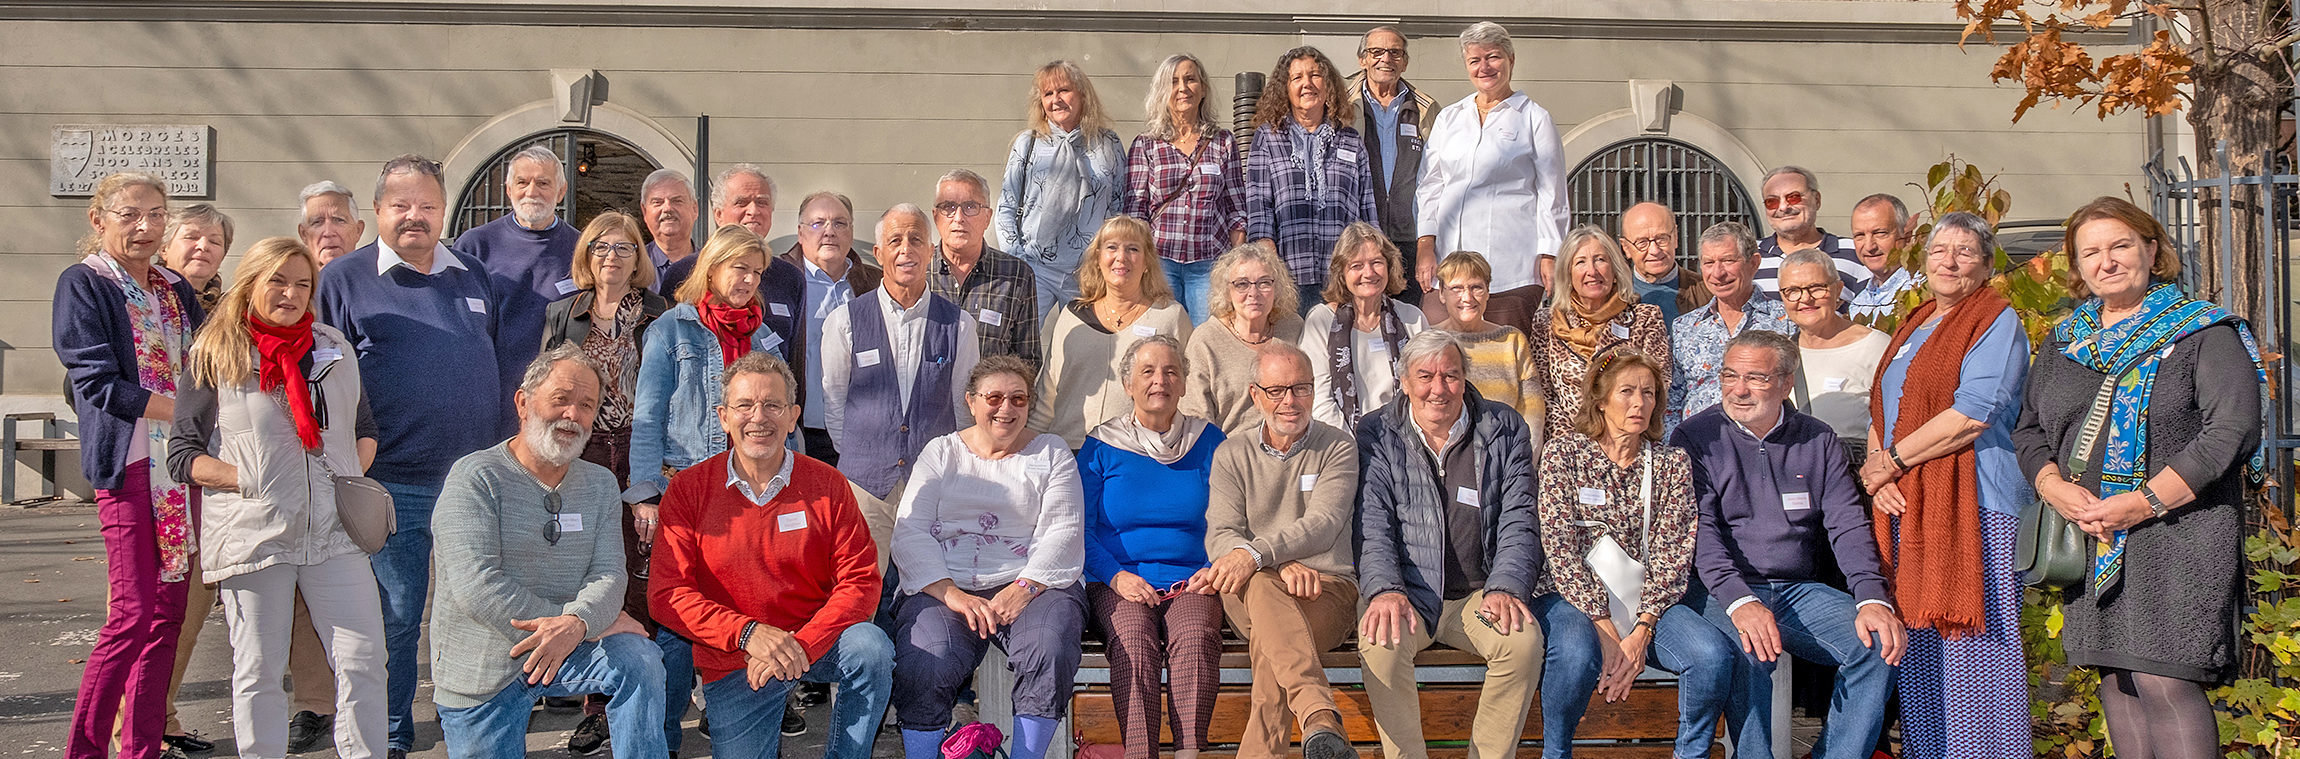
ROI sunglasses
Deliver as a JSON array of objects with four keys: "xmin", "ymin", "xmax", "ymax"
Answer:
[
  {"xmin": 1763, "ymin": 192, "xmax": 1808, "ymax": 211},
  {"xmin": 543, "ymin": 490, "xmax": 564, "ymax": 545}
]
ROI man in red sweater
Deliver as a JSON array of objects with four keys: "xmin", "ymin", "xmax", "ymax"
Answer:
[{"xmin": 649, "ymin": 351, "xmax": 891, "ymax": 759}]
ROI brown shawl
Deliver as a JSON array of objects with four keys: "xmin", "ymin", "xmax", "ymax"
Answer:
[
  {"xmin": 1868, "ymin": 285, "xmax": 2008, "ymax": 637},
  {"xmin": 1551, "ymin": 291, "xmax": 1631, "ymax": 358}
]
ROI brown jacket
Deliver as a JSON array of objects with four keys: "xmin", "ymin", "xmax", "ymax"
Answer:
[{"xmin": 1345, "ymin": 71, "xmax": 1439, "ymax": 244}]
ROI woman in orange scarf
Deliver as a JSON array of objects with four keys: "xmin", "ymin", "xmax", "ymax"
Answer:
[{"xmin": 1526, "ymin": 226, "xmax": 1671, "ymax": 443}]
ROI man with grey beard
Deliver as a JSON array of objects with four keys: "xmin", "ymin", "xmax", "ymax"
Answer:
[
  {"xmin": 456, "ymin": 144, "xmax": 582, "ymax": 373},
  {"xmin": 429, "ymin": 345, "xmax": 666, "ymax": 758}
]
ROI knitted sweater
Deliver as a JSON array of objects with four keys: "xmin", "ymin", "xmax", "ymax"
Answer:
[
  {"xmin": 1204, "ymin": 421, "xmax": 1360, "ymax": 580},
  {"xmin": 1179, "ymin": 313, "xmax": 1304, "ymax": 434}
]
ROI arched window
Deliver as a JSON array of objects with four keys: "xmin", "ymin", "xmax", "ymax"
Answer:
[
  {"xmin": 1567, "ymin": 137, "xmax": 1761, "ymax": 266},
  {"xmin": 450, "ymin": 129, "xmax": 661, "ymax": 237}
]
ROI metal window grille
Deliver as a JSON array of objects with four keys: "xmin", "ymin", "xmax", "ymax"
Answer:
[{"xmin": 1567, "ymin": 137, "xmax": 1761, "ymax": 267}]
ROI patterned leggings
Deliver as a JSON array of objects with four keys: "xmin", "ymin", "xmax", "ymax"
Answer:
[
  {"xmin": 1896, "ymin": 509, "xmax": 2032, "ymax": 759},
  {"xmin": 1087, "ymin": 584, "xmax": 1225, "ymax": 759}
]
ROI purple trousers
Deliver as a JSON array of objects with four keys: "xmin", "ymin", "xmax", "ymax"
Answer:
[{"xmin": 69, "ymin": 463, "xmax": 190, "ymax": 759}]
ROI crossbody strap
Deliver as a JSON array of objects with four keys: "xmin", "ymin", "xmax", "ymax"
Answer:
[
  {"xmin": 2065, "ymin": 372, "xmax": 2122, "ymax": 483},
  {"xmin": 1638, "ymin": 443, "xmax": 1654, "ymax": 560}
]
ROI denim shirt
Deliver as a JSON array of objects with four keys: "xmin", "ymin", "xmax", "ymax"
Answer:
[{"xmin": 626, "ymin": 302, "xmax": 789, "ymax": 502}]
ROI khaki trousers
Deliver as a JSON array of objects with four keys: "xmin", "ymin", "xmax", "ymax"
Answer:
[
  {"xmin": 1222, "ymin": 571, "xmax": 1359, "ymax": 759},
  {"xmin": 1356, "ymin": 591, "xmax": 1544, "ymax": 759},
  {"xmin": 159, "ymin": 567, "xmax": 215, "ymax": 735}
]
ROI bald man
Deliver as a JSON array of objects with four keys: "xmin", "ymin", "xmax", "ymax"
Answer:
[{"xmin": 1617, "ymin": 202, "xmax": 1710, "ymax": 323}]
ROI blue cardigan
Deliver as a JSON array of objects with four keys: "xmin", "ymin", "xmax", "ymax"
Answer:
[
  {"xmin": 53, "ymin": 258, "xmax": 207, "ymax": 490},
  {"xmin": 1078, "ymin": 426, "xmax": 1226, "ymax": 588}
]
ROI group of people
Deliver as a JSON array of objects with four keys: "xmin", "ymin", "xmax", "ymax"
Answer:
[{"xmin": 54, "ymin": 20, "xmax": 2264, "ymax": 759}]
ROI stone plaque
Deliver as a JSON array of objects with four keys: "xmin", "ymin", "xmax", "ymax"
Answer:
[{"xmin": 50, "ymin": 124, "xmax": 214, "ymax": 198}]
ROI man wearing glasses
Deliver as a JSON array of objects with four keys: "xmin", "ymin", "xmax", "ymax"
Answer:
[
  {"xmin": 430, "ymin": 347, "xmax": 665, "ymax": 758},
  {"xmin": 1618, "ymin": 201, "xmax": 1710, "ymax": 323},
  {"xmin": 457, "ymin": 145, "xmax": 583, "ymax": 374},
  {"xmin": 821, "ymin": 204, "xmax": 980, "ymax": 507},
  {"xmin": 1752, "ymin": 165, "xmax": 1870, "ymax": 297},
  {"xmin": 783, "ymin": 191, "xmax": 883, "ymax": 465},
  {"xmin": 1201, "ymin": 343, "xmax": 1363, "ymax": 759},
  {"xmin": 929, "ymin": 168, "xmax": 1042, "ymax": 364},
  {"xmin": 1346, "ymin": 25, "xmax": 1438, "ymax": 306}
]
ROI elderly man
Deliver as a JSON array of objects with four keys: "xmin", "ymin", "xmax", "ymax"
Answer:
[
  {"xmin": 456, "ymin": 145, "xmax": 581, "ymax": 373},
  {"xmin": 1844, "ymin": 193, "xmax": 1919, "ymax": 325},
  {"xmin": 1203, "ymin": 343, "xmax": 1361, "ymax": 759},
  {"xmin": 651, "ymin": 352, "xmax": 892, "ymax": 759},
  {"xmin": 786, "ymin": 191, "xmax": 884, "ymax": 464},
  {"xmin": 430, "ymin": 346, "xmax": 664, "ymax": 758},
  {"xmin": 1669, "ymin": 330, "xmax": 1903, "ymax": 759},
  {"xmin": 659, "ymin": 164, "xmax": 810, "ymax": 415},
  {"xmin": 298, "ymin": 180, "xmax": 366, "ymax": 268},
  {"xmin": 315, "ymin": 154, "xmax": 524, "ymax": 758},
  {"xmin": 640, "ymin": 169, "xmax": 699, "ymax": 292},
  {"xmin": 1618, "ymin": 201, "xmax": 1709, "ymax": 323},
  {"xmin": 1345, "ymin": 25, "xmax": 1438, "ymax": 305},
  {"xmin": 1670, "ymin": 221, "xmax": 1795, "ymax": 429},
  {"xmin": 929, "ymin": 168, "xmax": 1042, "ymax": 364},
  {"xmin": 822, "ymin": 204, "xmax": 978, "ymax": 504},
  {"xmin": 1752, "ymin": 166, "xmax": 1868, "ymax": 296},
  {"xmin": 1355, "ymin": 331, "xmax": 1544, "ymax": 759}
]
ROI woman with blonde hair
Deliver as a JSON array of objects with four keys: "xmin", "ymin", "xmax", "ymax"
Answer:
[
  {"xmin": 1179, "ymin": 243, "xmax": 1301, "ymax": 432},
  {"xmin": 1031, "ymin": 216, "xmax": 1194, "ymax": 448},
  {"xmin": 170, "ymin": 237, "xmax": 386, "ymax": 759},
  {"xmin": 1300, "ymin": 221, "xmax": 1427, "ymax": 431},
  {"xmin": 1127, "ymin": 53, "xmax": 1247, "ymax": 322},
  {"xmin": 1000, "ymin": 59, "xmax": 1127, "ymax": 315},
  {"xmin": 1244, "ymin": 45, "xmax": 1379, "ymax": 301},
  {"xmin": 1529, "ymin": 225, "xmax": 1671, "ymax": 442},
  {"xmin": 632, "ymin": 225, "xmax": 794, "ymax": 500}
]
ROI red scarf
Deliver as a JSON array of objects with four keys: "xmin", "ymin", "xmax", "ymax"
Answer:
[
  {"xmin": 697, "ymin": 295, "xmax": 763, "ymax": 368},
  {"xmin": 248, "ymin": 312, "xmax": 323, "ymax": 450}
]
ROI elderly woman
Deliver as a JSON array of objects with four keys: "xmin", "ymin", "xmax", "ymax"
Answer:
[
  {"xmin": 1128, "ymin": 53, "xmax": 1247, "ymax": 323},
  {"xmin": 2014, "ymin": 197, "xmax": 2262, "ymax": 759},
  {"xmin": 1428, "ymin": 250, "xmax": 1543, "ymax": 437},
  {"xmin": 1244, "ymin": 46, "xmax": 1379, "ymax": 304},
  {"xmin": 1529, "ymin": 226, "xmax": 1671, "ymax": 443},
  {"xmin": 1533, "ymin": 349, "xmax": 1732, "ymax": 759},
  {"xmin": 1032, "ymin": 216, "xmax": 1195, "ymax": 448},
  {"xmin": 892, "ymin": 355, "xmax": 1088, "ymax": 759},
  {"xmin": 1779, "ymin": 247, "xmax": 1890, "ymax": 464},
  {"xmin": 1860, "ymin": 211, "xmax": 2031, "ymax": 757},
  {"xmin": 168, "ymin": 237, "xmax": 385, "ymax": 759},
  {"xmin": 1413, "ymin": 22, "xmax": 1569, "ymax": 335},
  {"xmin": 1180, "ymin": 244, "xmax": 1301, "ymax": 432},
  {"xmin": 1302, "ymin": 221, "xmax": 1428, "ymax": 431},
  {"xmin": 539, "ymin": 210, "xmax": 676, "ymax": 755},
  {"xmin": 161, "ymin": 203, "xmax": 234, "ymax": 310},
  {"xmin": 999, "ymin": 59, "xmax": 1127, "ymax": 316},
  {"xmin": 1080, "ymin": 335, "xmax": 1229, "ymax": 759},
  {"xmin": 53, "ymin": 172, "xmax": 208, "ymax": 759}
]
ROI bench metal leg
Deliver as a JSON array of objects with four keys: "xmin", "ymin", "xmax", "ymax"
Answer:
[{"xmin": 974, "ymin": 645, "xmax": 1074, "ymax": 759}]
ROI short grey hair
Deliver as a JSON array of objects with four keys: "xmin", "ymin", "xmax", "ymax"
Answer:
[
  {"xmin": 1927, "ymin": 211, "xmax": 1997, "ymax": 257},
  {"xmin": 1853, "ymin": 193, "xmax": 1910, "ymax": 230},
  {"xmin": 507, "ymin": 145, "xmax": 565, "ymax": 185},
  {"xmin": 875, "ymin": 203, "xmax": 932, "ymax": 243},
  {"xmin": 1726, "ymin": 329, "xmax": 1800, "ymax": 379},
  {"xmin": 519, "ymin": 343, "xmax": 610, "ymax": 397},
  {"xmin": 1119, "ymin": 333, "xmax": 1188, "ymax": 381},
  {"xmin": 1763, "ymin": 165, "xmax": 1821, "ymax": 198},
  {"xmin": 1358, "ymin": 25, "xmax": 1405, "ymax": 55},
  {"xmin": 165, "ymin": 203, "xmax": 235, "ymax": 247},
  {"xmin": 1254, "ymin": 341, "xmax": 1314, "ymax": 382},
  {"xmin": 721, "ymin": 350, "xmax": 798, "ymax": 403},
  {"xmin": 1459, "ymin": 22, "xmax": 1514, "ymax": 58},
  {"xmin": 711, "ymin": 163, "xmax": 777, "ymax": 212},
  {"xmin": 1398, "ymin": 329, "xmax": 1468, "ymax": 376},
  {"xmin": 640, "ymin": 169, "xmax": 694, "ymax": 201},
  {"xmin": 1777, "ymin": 248, "xmax": 1840, "ymax": 289},
  {"xmin": 373, "ymin": 153, "xmax": 445, "ymax": 205},
  {"xmin": 1697, "ymin": 221, "xmax": 1759, "ymax": 262},
  {"xmin": 299, "ymin": 180, "xmax": 356, "ymax": 211},
  {"xmin": 937, "ymin": 168, "xmax": 991, "ymax": 201}
]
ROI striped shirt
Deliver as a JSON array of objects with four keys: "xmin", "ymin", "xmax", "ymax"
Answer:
[{"xmin": 1754, "ymin": 230, "xmax": 1871, "ymax": 296}]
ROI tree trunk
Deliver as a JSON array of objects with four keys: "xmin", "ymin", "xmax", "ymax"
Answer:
[{"xmin": 2184, "ymin": 0, "xmax": 2285, "ymax": 327}]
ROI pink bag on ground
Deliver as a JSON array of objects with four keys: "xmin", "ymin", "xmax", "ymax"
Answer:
[{"xmin": 943, "ymin": 722, "xmax": 1007, "ymax": 759}]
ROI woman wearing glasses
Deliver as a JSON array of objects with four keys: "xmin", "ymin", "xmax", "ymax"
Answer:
[
  {"xmin": 891, "ymin": 355, "xmax": 1088, "ymax": 759},
  {"xmin": 1777, "ymin": 248, "xmax": 1889, "ymax": 468},
  {"xmin": 1079, "ymin": 335, "xmax": 1227, "ymax": 759},
  {"xmin": 1527, "ymin": 227, "xmax": 1672, "ymax": 443},
  {"xmin": 1180, "ymin": 244, "xmax": 1301, "ymax": 432},
  {"xmin": 539, "ymin": 210, "xmax": 676, "ymax": 756},
  {"xmin": 1426, "ymin": 250, "xmax": 1544, "ymax": 436},
  {"xmin": 1126, "ymin": 53, "xmax": 1247, "ymax": 323}
]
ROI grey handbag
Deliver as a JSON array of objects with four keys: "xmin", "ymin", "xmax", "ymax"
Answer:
[{"xmin": 318, "ymin": 453, "xmax": 395, "ymax": 554}]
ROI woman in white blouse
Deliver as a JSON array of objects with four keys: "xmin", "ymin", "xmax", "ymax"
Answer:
[
  {"xmin": 1413, "ymin": 21, "xmax": 1569, "ymax": 335},
  {"xmin": 1301, "ymin": 221, "xmax": 1428, "ymax": 431},
  {"xmin": 890, "ymin": 354, "xmax": 1087, "ymax": 759}
]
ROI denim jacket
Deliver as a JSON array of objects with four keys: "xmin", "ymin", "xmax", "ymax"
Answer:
[{"xmin": 626, "ymin": 302, "xmax": 788, "ymax": 502}]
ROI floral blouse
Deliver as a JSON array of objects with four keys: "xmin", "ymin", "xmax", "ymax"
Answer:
[
  {"xmin": 1535, "ymin": 432, "xmax": 1698, "ymax": 620},
  {"xmin": 1527, "ymin": 303, "xmax": 1672, "ymax": 443}
]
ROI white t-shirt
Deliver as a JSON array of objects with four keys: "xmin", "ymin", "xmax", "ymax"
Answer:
[{"xmin": 1796, "ymin": 328, "xmax": 1892, "ymax": 441}]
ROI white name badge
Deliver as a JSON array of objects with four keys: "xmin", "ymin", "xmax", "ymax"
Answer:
[
  {"xmin": 1782, "ymin": 492, "xmax": 1813, "ymax": 512},
  {"xmin": 554, "ymin": 278, "xmax": 578, "ymax": 295},
  {"xmin": 1198, "ymin": 162, "xmax": 1222, "ymax": 176},
  {"xmin": 769, "ymin": 302, "xmax": 792, "ymax": 317},
  {"xmin": 1335, "ymin": 148, "xmax": 1358, "ymax": 163},
  {"xmin": 1609, "ymin": 322, "xmax": 1631, "ymax": 339},
  {"xmin": 978, "ymin": 309, "xmax": 1004, "ymax": 327},
  {"xmin": 777, "ymin": 511, "xmax": 808, "ymax": 532},
  {"xmin": 1456, "ymin": 487, "xmax": 1480, "ymax": 508},
  {"xmin": 1578, "ymin": 487, "xmax": 1608, "ymax": 506},
  {"xmin": 1400, "ymin": 123, "xmax": 1419, "ymax": 137},
  {"xmin": 465, "ymin": 298, "xmax": 487, "ymax": 314},
  {"xmin": 1132, "ymin": 324, "xmax": 1157, "ymax": 338},
  {"xmin": 1299, "ymin": 474, "xmax": 1317, "ymax": 492},
  {"xmin": 1367, "ymin": 339, "xmax": 1388, "ymax": 353},
  {"xmin": 557, "ymin": 512, "xmax": 584, "ymax": 533},
  {"xmin": 1822, "ymin": 377, "xmax": 1848, "ymax": 392},
  {"xmin": 1499, "ymin": 128, "xmax": 1519, "ymax": 141},
  {"xmin": 857, "ymin": 349, "xmax": 883, "ymax": 368},
  {"xmin": 313, "ymin": 347, "xmax": 343, "ymax": 363}
]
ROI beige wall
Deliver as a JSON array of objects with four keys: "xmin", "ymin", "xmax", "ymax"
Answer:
[{"xmin": 0, "ymin": 6, "xmax": 2145, "ymax": 398}]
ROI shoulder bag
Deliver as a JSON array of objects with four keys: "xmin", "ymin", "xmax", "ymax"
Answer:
[
  {"xmin": 2016, "ymin": 372, "xmax": 2115, "ymax": 589},
  {"xmin": 1581, "ymin": 443, "xmax": 1653, "ymax": 624}
]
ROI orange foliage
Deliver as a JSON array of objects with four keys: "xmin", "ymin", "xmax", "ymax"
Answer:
[{"xmin": 1954, "ymin": 1, "xmax": 2196, "ymax": 121}]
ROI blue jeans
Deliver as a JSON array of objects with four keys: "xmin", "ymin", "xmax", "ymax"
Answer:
[
  {"xmin": 698, "ymin": 623, "xmax": 893, "ymax": 759},
  {"xmin": 1684, "ymin": 581, "xmax": 1895, "ymax": 759},
  {"xmin": 1533, "ymin": 592, "xmax": 1734, "ymax": 759},
  {"xmin": 435, "ymin": 633, "xmax": 667, "ymax": 758},
  {"xmin": 655, "ymin": 627, "xmax": 696, "ymax": 753},
  {"xmin": 371, "ymin": 480, "xmax": 439, "ymax": 751},
  {"xmin": 1164, "ymin": 257, "xmax": 1216, "ymax": 325}
]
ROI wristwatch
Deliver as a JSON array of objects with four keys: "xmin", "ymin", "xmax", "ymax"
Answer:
[{"xmin": 2140, "ymin": 485, "xmax": 2168, "ymax": 518}]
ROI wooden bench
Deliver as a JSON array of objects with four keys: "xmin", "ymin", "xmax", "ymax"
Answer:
[{"xmin": 3, "ymin": 412, "xmax": 77, "ymax": 505}]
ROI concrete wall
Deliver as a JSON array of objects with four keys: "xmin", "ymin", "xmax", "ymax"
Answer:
[{"xmin": 0, "ymin": 2, "xmax": 2148, "ymax": 400}]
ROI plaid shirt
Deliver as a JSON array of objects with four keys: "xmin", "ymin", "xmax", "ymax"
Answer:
[
  {"xmin": 1244, "ymin": 123, "xmax": 1380, "ymax": 287},
  {"xmin": 930, "ymin": 244, "xmax": 1042, "ymax": 366},
  {"xmin": 1125, "ymin": 130, "xmax": 1247, "ymax": 265}
]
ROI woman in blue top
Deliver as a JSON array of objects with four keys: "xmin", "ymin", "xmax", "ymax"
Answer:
[{"xmin": 1079, "ymin": 334, "xmax": 1227, "ymax": 759}]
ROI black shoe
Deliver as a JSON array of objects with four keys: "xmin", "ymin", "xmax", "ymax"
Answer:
[
  {"xmin": 543, "ymin": 695, "xmax": 586, "ymax": 710},
  {"xmin": 1303, "ymin": 728, "xmax": 1359, "ymax": 759},
  {"xmin": 780, "ymin": 707, "xmax": 808, "ymax": 736},
  {"xmin": 162, "ymin": 733, "xmax": 214, "ymax": 754},
  {"xmin": 387, "ymin": 749, "xmax": 407, "ymax": 759},
  {"xmin": 796, "ymin": 681, "xmax": 831, "ymax": 708},
  {"xmin": 569, "ymin": 713, "xmax": 611, "ymax": 755},
  {"xmin": 157, "ymin": 746, "xmax": 189, "ymax": 759},
  {"xmin": 286, "ymin": 710, "xmax": 332, "ymax": 753},
  {"xmin": 699, "ymin": 712, "xmax": 710, "ymax": 738}
]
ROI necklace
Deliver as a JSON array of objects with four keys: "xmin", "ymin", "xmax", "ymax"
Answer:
[{"xmin": 1098, "ymin": 298, "xmax": 1146, "ymax": 329}]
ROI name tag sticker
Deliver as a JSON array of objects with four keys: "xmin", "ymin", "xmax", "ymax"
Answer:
[
  {"xmin": 1609, "ymin": 322, "xmax": 1631, "ymax": 339},
  {"xmin": 554, "ymin": 278, "xmax": 577, "ymax": 295},
  {"xmin": 857, "ymin": 349, "xmax": 883, "ymax": 368},
  {"xmin": 758, "ymin": 331, "xmax": 785, "ymax": 355},
  {"xmin": 1198, "ymin": 162, "xmax": 1222, "ymax": 176},
  {"xmin": 769, "ymin": 302, "xmax": 792, "ymax": 317},
  {"xmin": 1299, "ymin": 473, "xmax": 1317, "ymax": 492},
  {"xmin": 1367, "ymin": 340, "xmax": 1388, "ymax": 353},
  {"xmin": 777, "ymin": 511, "xmax": 808, "ymax": 532},
  {"xmin": 1822, "ymin": 377, "xmax": 1847, "ymax": 392},
  {"xmin": 1578, "ymin": 487, "xmax": 1608, "ymax": 506},
  {"xmin": 1499, "ymin": 128, "xmax": 1519, "ymax": 141},
  {"xmin": 1456, "ymin": 487, "xmax": 1480, "ymax": 508},
  {"xmin": 465, "ymin": 298, "xmax": 487, "ymax": 314},
  {"xmin": 1782, "ymin": 492, "xmax": 1813, "ymax": 511},
  {"xmin": 1335, "ymin": 148, "xmax": 1358, "ymax": 163},
  {"xmin": 1131, "ymin": 324, "xmax": 1157, "ymax": 338},
  {"xmin": 313, "ymin": 348, "xmax": 343, "ymax": 363},
  {"xmin": 1400, "ymin": 123, "xmax": 1419, "ymax": 137},
  {"xmin": 978, "ymin": 309, "xmax": 1004, "ymax": 327},
  {"xmin": 557, "ymin": 512, "xmax": 584, "ymax": 532}
]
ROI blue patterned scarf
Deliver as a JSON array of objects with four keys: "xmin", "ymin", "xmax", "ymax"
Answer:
[{"xmin": 2056, "ymin": 282, "xmax": 2262, "ymax": 594}]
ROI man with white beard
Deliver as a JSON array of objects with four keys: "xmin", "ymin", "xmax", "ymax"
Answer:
[
  {"xmin": 429, "ymin": 346, "xmax": 666, "ymax": 758},
  {"xmin": 457, "ymin": 145, "xmax": 583, "ymax": 373}
]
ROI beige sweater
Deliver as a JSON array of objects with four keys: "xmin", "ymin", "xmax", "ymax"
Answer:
[
  {"xmin": 1203, "ymin": 421, "xmax": 1360, "ymax": 580},
  {"xmin": 1028, "ymin": 300, "xmax": 1194, "ymax": 448},
  {"xmin": 1179, "ymin": 313, "xmax": 1305, "ymax": 435}
]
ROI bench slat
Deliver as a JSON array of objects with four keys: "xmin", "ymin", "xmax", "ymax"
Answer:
[
  {"xmin": 1071, "ymin": 683, "xmax": 1684, "ymax": 744},
  {"xmin": 14, "ymin": 440, "xmax": 79, "ymax": 451}
]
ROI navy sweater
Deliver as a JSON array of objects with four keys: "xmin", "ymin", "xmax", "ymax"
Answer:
[
  {"xmin": 315, "ymin": 242, "xmax": 521, "ymax": 486},
  {"xmin": 52, "ymin": 259, "xmax": 207, "ymax": 489},
  {"xmin": 1670, "ymin": 404, "xmax": 1889, "ymax": 606},
  {"xmin": 454, "ymin": 214, "xmax": 579, "ymax": 375}
]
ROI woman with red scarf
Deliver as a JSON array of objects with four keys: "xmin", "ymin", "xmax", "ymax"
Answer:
[
  {"xmin": 169, "ymin": 237, "xmax": 386, "ymax": 759},
  {"xmin": 629, "ymin": 224, "xmax": 791, "ymax": 504}
]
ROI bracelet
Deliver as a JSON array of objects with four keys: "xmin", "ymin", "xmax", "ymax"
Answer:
[
  {"xmin": 1013, "ymin": 578, "xmax": 1042, "ymax": 596},
  {"xmin": 1887, "ymin": 446, "xmax": 1911, "ymax": 471},
  {"xmin": 738, "ymin": 621, "xmax": 760, "ymax": 652}
]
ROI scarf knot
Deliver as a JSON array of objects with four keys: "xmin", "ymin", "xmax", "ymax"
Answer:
[
  {"xmin": 249, "ymin": 312, "xmax": 323, "ymax": 450},
  {"xmin": 698, "ymin": 296, "xmax": 764, "ymax": 368}
]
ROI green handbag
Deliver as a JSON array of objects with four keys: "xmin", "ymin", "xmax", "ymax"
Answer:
[{"xmin": 2016, "ymin": 372, "xmax": 2117, "ymax": 590}]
